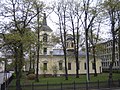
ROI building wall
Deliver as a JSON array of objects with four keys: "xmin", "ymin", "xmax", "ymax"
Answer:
[
  {"xmin": 39, "ymin": 31, "xmax": 53, "ymax": 55},
  {"xmin": 37, "ymin": 55, "xmax": 102, "ymax": 75},
  {"xmin": 99, "ymin": 40, "xmax": 120, "ymax": 70}
]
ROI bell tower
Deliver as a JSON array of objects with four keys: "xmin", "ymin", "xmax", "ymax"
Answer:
[{"xmin": 40, "ymin": 13, "xmax": 53, "ymax": 55}]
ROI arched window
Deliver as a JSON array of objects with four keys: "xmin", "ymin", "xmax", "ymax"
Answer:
[
  {"xmin": 43, "ymin": 33, "xmax": 48, "ymax": 42},
  {"xmin": 68, "ymin": 63, "xmax": 71, "ymax": 70}
]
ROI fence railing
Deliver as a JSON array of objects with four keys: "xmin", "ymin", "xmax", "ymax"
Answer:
[{"xmin": 6, "ymin": 79, "xmax": 120, "ymax": 90}]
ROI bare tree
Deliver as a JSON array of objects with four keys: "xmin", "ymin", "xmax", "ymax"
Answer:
[
  {"xmin": 88, "ymin": 21, "xmax": 102, "ymax": 77},
  {"xmin": 82, "ymin": 0, "xmax": 99, "ymax": 82},
  {"xmin": 54, "ymin": 0, "xmax": 69, "ymax": 80},
  {"xmin": 67, "ymin": 0, "xmax": 83, "ymax": 78},
  {"xmin": 35, "ymin": 2, "xmax": 40, "ymax": 82}
]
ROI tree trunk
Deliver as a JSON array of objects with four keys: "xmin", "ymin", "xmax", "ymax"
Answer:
[
  {"xmin": 89, "ymin": 23, "xmax": 98, "ymax": 77},
  {"xmin": 15, "ymin": 43, "xmax": 23, "ymax": 90},
  {"xmin": 84, "ymin": 0, "xmax": 91, "ymax": 82},
  {"xmin": 75, "ymin": 29, "xmax": 79, "ymax": 78},
  {"xmin": 14, "ymin": 46, "xmax": 22, "ymax": 90},
  {"xmin": 109, "ymin": 39, "xmax": 115, "ymax": 80},
  {"xmin": 85, "ymin": 28, "xmax": 90, "ymax": 82},
  {"xmin": 15, "ymin": 64, "xmax": 20, "ymax": 90},
  {"xmin": 72, "ymin": 20, "xmax": 79, "ymax": 78},
  {"xmin": 109, "ymin": 22, "xmax": 115, "ymax": 81},
  {"xmin": 64, "ymin": 49, "xmax": 68, "ymax": 80},
  {"xmin": 75, "ymin": 51, "xmax": 79, "ymax": 78},
  {"xmin": 76, "ymin": 19, "xmax": 80, "ymax": 78},
  {"xmin": 63, "ymin": 20, "xmax": 68, "ymax": 80},
  {"xmin": 14, "ymin": 47, "xmax": 18, "ymax": 79},
  {"xmin": 32, "ymin": 51, "xmax": 36, "ymax": 71},
  {"xmin": 118, "ymin": 15, "xmax": 120, "ymax": 71},
  {"xmin": 29, "ymin": 45, "xmax": 32, "ymax": 70},
  {"xmin": 36, "ymin": 7, "xmax": 40, "ymax": 82},
  {"xmin": 63, "ymin": 7, "xmax": 68, "ymax": 80},
  {"xmin": 92, "ymin": 46, "xmax": 97, "ymax": 76},
  {"xmin": 72, "ymin": 27, "xmax": 79, "ymax": 78},
  {"xmin": 16, "ymin": 71, "xmax": 22, "ymax": 90}
]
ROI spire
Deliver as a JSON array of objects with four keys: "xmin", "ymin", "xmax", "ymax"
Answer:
[
  {"xmin": 40, "ymin": 13, "xmax": 52, "ymax": 32},
  {"xmin": 43, "ymin": 13, "xmax": 47, "ymax": 25}
]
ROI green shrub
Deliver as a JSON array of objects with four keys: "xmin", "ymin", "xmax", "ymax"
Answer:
[
  {"xmin": 27, "ymin": 74, "xmax": 36, "ymax": 80},
  {"xmin": 28, "ymin": 69, "xmax": 35, "ymax": 74}
]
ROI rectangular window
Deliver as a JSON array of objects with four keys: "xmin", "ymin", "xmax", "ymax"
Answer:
[
  {"xmin": 68, "ymin": 63, "xmax": 71, "ymax": 70},
  {"xmin": 43, "ymin": 63, "xmax": 47, "ymax": 70},
  {"xmin": 116, "ymin": 53, "xmax": 118, "ymax": 59},
  {"xmin": 43, "ymin": 34, "xmax": 48, "ymax": 42},
  {"xmin": 43, "ymin": 48, "xmax": 47, "ymax": 55},
  {"xmin": 114, "ymin": 62, "xmax": 116, "ymax": 67},
  {"xmin": 71, "ymin": 42, "xmax": 74, "ymax": 48},
  {"xmin": 84, "ymin": 63, "xmax": 86, "ymax": 70},
  {"xmin": 117, "ymin": 61, "xmax": 119, "ymax": 66},
  {"xmin": 59, "ymin": 63, "xmax": 62, "ymax": 70}
]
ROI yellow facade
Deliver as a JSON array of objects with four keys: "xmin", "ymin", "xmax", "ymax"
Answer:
[{"xmin": 39, "ymin": 55, "xmax": 102, "ymax": 76}]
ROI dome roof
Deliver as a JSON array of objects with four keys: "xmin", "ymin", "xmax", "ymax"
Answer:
[
  {"xmin": 66, "ymin": 34, "xmax": 74, "ymax": 40},
  {"xmin": 40, "ymin": 25, "xmax": 52, "ymax": 32}
]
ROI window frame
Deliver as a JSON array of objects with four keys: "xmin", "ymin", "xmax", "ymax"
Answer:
[
  {"xmin": 43, "ymin": 48, "xmax": 47, "ymax": 55},
  {"xmin": 84, "ymin": 62, "xmax": 86, "ymax": 70},
  {"xmin": 68, "ymin": 62, "xmax": 71, "ymax": 70},
  {"xmin": 43, "ymin": 63, "xmax": 47, "ymax": 70},
  {"xmin": 43, "ymin": 33, "xmax": 48, "ymax": 42},
  {"xmin": 59, "ymin": 62, "xmax": 63, "ymax": 70}
]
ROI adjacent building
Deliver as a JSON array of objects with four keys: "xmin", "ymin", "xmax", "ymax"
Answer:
[{"xmin": 98, "ymin": 40, "xmax": 120, "ymax": 71}]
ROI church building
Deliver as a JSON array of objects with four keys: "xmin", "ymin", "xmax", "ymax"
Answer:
[{"xmin": 25, "ymin": 13, "xmax": 102, "ymax": 76}]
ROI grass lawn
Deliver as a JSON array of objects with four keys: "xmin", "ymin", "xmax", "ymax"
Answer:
[{"xmin": 9, "ymin": 73, "xmax": 120, "ymax": 85}]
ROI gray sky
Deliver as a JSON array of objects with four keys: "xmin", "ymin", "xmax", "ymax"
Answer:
[
  {"xmin": 41, "ymin": 0, "xmax": 59, "ymax": 32},
  {"xmin": 41, "ymin": 0, "xmax": 111, "ymax": 40}
]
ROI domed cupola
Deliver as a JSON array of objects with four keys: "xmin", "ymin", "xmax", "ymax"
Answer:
[
  {"xmin": 66, "ymin": 34, "xmax": 74, "ymax": 52},
  {"xmin": 40, "ymin": 13, "xmax": 53, "ymax": 55}
]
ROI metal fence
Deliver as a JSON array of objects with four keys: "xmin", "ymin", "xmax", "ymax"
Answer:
[{"xmin": 6, "ymin": 79, "xmax": 120, "ymax": 90}]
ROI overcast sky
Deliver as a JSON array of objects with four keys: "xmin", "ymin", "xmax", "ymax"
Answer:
[
  {"xmin": 40, "ymin": 0, "xmax": 59, "ymax": 33},
  {"xmin": 40, "ymin": 0, "xmax": 111, "ymax": 39}
]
